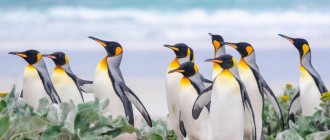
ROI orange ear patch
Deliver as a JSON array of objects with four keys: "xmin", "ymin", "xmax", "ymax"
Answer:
[
  {"xmin": 37, "ymin": 53, "xmax": 42, "ymax": 62},
  {"xmin": 302, "ymin": 44, "xmax": 310, "ymax": 56},
  {"xmin": 213, "ymin": 40, "xmax": 220, "ymax": 49},
  {"xmin": 193, "ymin": 64, "xmax": 199, "ymax": 73},
  {"xmin": 246, "ymin": 46, "xmax": 254, "ymax": 55},
  {"xmin": 115, "ymin": 47, "xmax": 123, "ymax": 56}
]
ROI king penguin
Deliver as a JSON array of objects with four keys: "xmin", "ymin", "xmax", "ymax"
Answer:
[
  {"xmin": 279, "ymin": 34, "xmax": 328, "ymax": 117},
  {"xmin": 168, "ymin": 62, "xmax": 209, "ymax": 140},
  {"xmin": 208, "ymin": 33, "xmax": 226, "ymax": 80},
  {"xmin": 164, "ymin": 43, "xmax": 211, "ymax": 139},
  {"xmin": 89, "ymin": 36, "xmax": 152, "ymax": 127},
  {"xmin": 194, "ymin": 54, "xmax": 256, "ymax": 140},
  {"xmin": 224, "ymin": 42, "xmax": 284, "ymax": 139},
  {"xmin": 9, "ymin": 50, "xmax": 61, "ymax": 108},
  {"xmin": 43, "ymin": 52, "xmax": 93, "ymax": 104}
]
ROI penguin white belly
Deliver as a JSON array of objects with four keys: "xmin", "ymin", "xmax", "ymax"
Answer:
[
  {"xmin": 209, "ymin": 72, "xmax": 244, "ymax": 140},
  {"xmin": 212, "ymin": 63, "xmax": 222, "ymax": 80},
  {"xmin": 238, "ymin": 66, "xmax": 263, "ymax": 140},
  {"xmin": 52, "ymin": 68, "xmax": 83, "ymax": 105},
  {"xmin": 299, "ymin": 67, "xmax": 321, "ymax": 116},
  {"xmin": 179, "ymin": 84, "xmax": 208, "ymax": 140},
  {"xmin": 93, "ymin": 58, "xmax": 125, "ymax": 117},
  {"xmin": 165, "ymin": 72, "xmax": 184, "ymax": 139},
  {"xmin": 23, "ymin": 65, "xmax": 51, "ymax": 108}
]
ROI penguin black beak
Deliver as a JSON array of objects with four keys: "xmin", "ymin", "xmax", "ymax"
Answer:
[
  {"xmin": 164, "ymin": 44, "xmax": 179, "ymax": 51},
  {"xmin": 223, "ymin": 42, "xmax": 238, "ymax": 49},
  {"xmin": 88, "ymin": 36, "xmax": 107, "ymax": 47},
  {"xmin": 208, "ymin": 33, "xmax": 214, "ymax": 36},
  {"xmin": 168, "ymin": 68, "xmax": 185, "ymax": 74},
  {"xmin": 9, "ymin": 52, "xmax": 27, "ymax": 58},
  {"xmin": 42, "ymin": 54, "xmax": 56, "ymax": 59},
  {"xmin": 278, "ymin": 34, "xmax": 294, "ymax": 44},
  {"xmin": 205, "ymin": 58, "xmax": 223, "ymax": 63}
]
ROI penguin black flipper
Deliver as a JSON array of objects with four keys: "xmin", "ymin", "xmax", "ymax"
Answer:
[
  {"xmin": 112, "ymin": 83, "xmax": 134, "ymax": 125},
  {"xmin": 20, "ymin": 90, "xmax": 23, "ymax": 97},
  {"xmin": 192, "ymin": 85, "xmax": 212, "ymax": 119},
  {"xmin": 250, "ymin": 67, "xmax": 284, "ymax": 128},
  {"xmin": 179, "ymin": 110, "xmax": 187, "ymax": 137},
  {"xmin": 304, "ymin": 65, "xmax": 328, "ymax": 93},
  {"xmin": 64, "ymin": 70, "xmax": 85, "ymax": 102},
  {"xmin": 35, "ymin": 67, "xmax": 61, "ymax": 103},
  {"xmin": 200, "ymin": 74, "xmax": 213, "ymax": 84},
  {"xmin": 236, "ymin": 78, "xmax": 257, "ymax": 140},
  {"xmin": 288, "ymin": 90, "xmax": 302, "ymax": 123},
  {"xmin": 120, "ymin": 83, "xmax": 152, "ymax": 127}
]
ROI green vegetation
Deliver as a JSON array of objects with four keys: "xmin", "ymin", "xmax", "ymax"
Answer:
[{"xmin": 1, "ymin": 85, "xmax": 330, "ymax": 140}]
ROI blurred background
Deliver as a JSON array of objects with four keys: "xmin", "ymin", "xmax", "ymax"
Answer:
[{"xmin": 0, "ymin": 0, "xmax": 329, "ymax": 117}]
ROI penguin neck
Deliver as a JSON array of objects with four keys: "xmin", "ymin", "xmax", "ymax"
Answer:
[
  {"xmin": 107, "ymin": 54, "xmax": 122, "ymax": 68},
  {"xmin": 188, "ymin": 73, "xmax": 205, "ymax": 93},
  {"xmin": 214, "ymin": 46, "xmax": 226, "ymax": 57},
  {"xmin": 57, "ymin": 63, "xmax": 71, "ymax": 73},
  {"xmin": 33, "ymin": 58, "xmax": 48, "ymax": 71},
  {"xmin": 178, "ymin": 56, "xmax": 191, "ymax": 64},
  {"xmin": 168, "ymin": 58, "xmax": 180, "ymax": 71},
  {"xmin": 300, "ymin": 52, "xmax": 312, "ymax": 68},
  {"xmin": 240, "ymin": 53, "xmax": 259, "ymax": 71}
]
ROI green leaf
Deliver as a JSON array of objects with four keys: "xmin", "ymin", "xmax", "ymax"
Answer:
[
  {"xmin": 41, "ymin": 125, "xmax": 63, "ymax": 140},
  {"xmin": 0, "ymin": 100, "xmax": 7, "ymax": 113},
  {"xmin": 37, "ymin": 97, "xmax": 50, "ymax": 116},
  {"xmin": 0, "ymin": 114, "xmax": 10, "ymax": 137}
]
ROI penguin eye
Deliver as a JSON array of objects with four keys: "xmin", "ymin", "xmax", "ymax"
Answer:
[{"xmin": 246, "ymin": 46, "xmax": 254, "ymax": 55}]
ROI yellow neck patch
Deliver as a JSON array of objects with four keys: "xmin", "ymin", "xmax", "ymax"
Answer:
[
  {"xmin": 97, "ymin": 56, "xmax": 108, "ymax": 71},
  {"xmin": 213, "ymin": 63, "xmax": 222, "ymax": 71},
  {"xmin": 302, "ymin": 44, "xmax": 310, "ymax": 56},
  {"xmin": 54, "ymin": 66, "xmax": 65, "ymax": 74},
  {"xmin": 220, "ymin": 69, "xmax": 234, "ymax": 78},
  {"xmin": 180, "ymin": 77, "xmax": 191, "ymax": 86},
  {"xmin": 168, "ymin": 58, "xmax": 180, "ymax": 70},
  {"xmin": 238, "ymin": 59, "xmax": 249, "ymax": 69}
]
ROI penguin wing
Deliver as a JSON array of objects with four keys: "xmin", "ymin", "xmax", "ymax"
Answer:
[
  {"xmin": 288, "ymin": 90, "xmax": 302, "ymax": 123},
  {"xmin": 236, "ymin": 78, "xmax": 257, "ymax": 140},
  {"xmin": 64, "ymin": 70, "xmax": 85, "ymax": 102},
  {"xmin": 36, "ymin": 68, "xmax": 61, "ymax": 103},
  {"xmin": 120, "ymin": 83, "xmax": 152, "ymax": 127},
  {"xmin": 192, "ymin": 85, "xmax": 212, "ymax": 119},
  {"xmin": 305, "ymin": 65, "xmax": 328, "ymax": 93},
  {"xmin": 200, "ymin": 74, "xmax": 213, "ymax": 83},
  {"xmin": 179, "ymin": 110, "xmax": 187, "ymax": 137},
  {"xmin": 250, "ymin": 67, "xmax": 284, "ymax": 127}
]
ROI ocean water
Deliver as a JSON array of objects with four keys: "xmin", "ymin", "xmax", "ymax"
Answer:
[{"xmin": 0, "ymin": 0, "xmax": 329, "ymax": 116}]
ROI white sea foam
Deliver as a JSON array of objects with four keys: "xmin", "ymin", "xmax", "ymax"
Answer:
[{"xmin": 0, "ymin": 7, "xmax": 329, "ymax": 51}]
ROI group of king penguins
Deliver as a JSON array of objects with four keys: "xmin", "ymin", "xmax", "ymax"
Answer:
[
  {"xmin": 7, "ymin": 32, "xmax": 328, "ymax": 140},
  {"xmin": 165, "ymin": 33, "xmax": 328, "ymax": 140},
  {"xmin": 8, "ymin": 36, "xmax": 152, "ymax": 128}
]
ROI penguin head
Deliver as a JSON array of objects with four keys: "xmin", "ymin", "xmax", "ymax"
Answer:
[
  {"xmin": 224, "ymin": 42, "xmax": 254, "ymax": 58},
  {"xmin": 278, "ymin": 34, "xmax": 310, "ymax": 57},
  {"xmin": 164, "ymin": 43, "xmax": 194, "ymax": 61},
  {"xmin": 89, "ymin": 36, "xmax": 123, "ymax": 57},
  {"xmin": 9, "ymin": 49, "xmax": 42, "ymax": 65},
  {"xmin": 43, "ymin": 52, "xmax": 68, "ymax": 66},
  {"xmin": 168, "ymin": 61, "xmax": 198, "ymax": 77},
  {"xmin": 208, "ymin": 33, "xmax": 224, "ymax": 51},
  {"xmin": 205, "ymin": 54, "xmax": 236, "ymax": 69}
]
